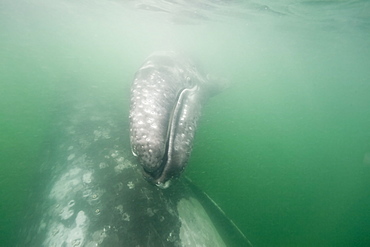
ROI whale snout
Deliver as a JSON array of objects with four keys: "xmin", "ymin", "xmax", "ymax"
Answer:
[{"xmin": 129, "ymin": 51, "xmax": 220, "ymax": 187}]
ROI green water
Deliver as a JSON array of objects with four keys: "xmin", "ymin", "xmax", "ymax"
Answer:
[{"xmin": 1, "ymin": 0, "xmax": 370, "ymax": 246}]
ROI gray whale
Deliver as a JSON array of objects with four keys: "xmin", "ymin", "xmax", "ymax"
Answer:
[
  {"xmin": 130, "ymin": 51, "xmax": 225, "ymax": 187},
  {"xmin": 18, "ymin": 68, "xmax": 251, "ymax": 246}
]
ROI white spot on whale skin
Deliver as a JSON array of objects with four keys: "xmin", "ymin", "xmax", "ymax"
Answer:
[
  {"xmin": 114, "ymin": 163, "xmax": 125, "ymax": 173},
  {"xmin": 167, "ymin": 231, "xmax": 176, "ymax": 242},
  {"xmin": 83, "ymin": 172, "xmax": 92, "ymax": 184},
  {"xmin": 58, "ymin": 201, "xmax": 75, "ymax": 221},
  {"xmin": 75, "ymin": 210, "xmax": 88, "ymax": 227},
  {"xmin": 44, "ymin": 210, "xmax": 89, "ymax": 247},
  {"xmin": 111, "ymin": 150, "xmax": 119, "ymax": 158},
  {"xmin": 66, "ymin": 211, "xmax": 89, "ymax": 247},
  {"xmin": 147, "ymin": 208, "xmax": 157, "ymax": 217},
  {"xmin": 127, "ymin": 181, "xmax": 134, "ymax": 189},
  {"xmin": 68, "ymin": 154, "xmax": 75, "ymax": 161},
  {"xmin": 93, "ymin": 128, "xmax": 111, "ymax": 141},
  {"xmin": 99, "ymin": 162, "xmax": 108, "ymax": 169},
  {"xmin": 115, "ymin": 205, "xmax": 130, "ymax": 221},
  {"xmin": 68, "ymin": 200, "xmax": 75, "ymax": 207},
  {"xmin": 82, "ymin": 189, "xmax": 92, "ymax": 198},
  {"xmin": 114, "ymin": 160, "xmax": 135, "ymax": 173},
  {"xmin": 116, "ymin": 156, "xmax": 124, "ymax": 163},
  {"xmin": 88, "ymin": 229, "xmax": 107, "ymax": 245},
  {"xmin": 50, "ymin": 168, "xmax": 82, "ymax": 201},
  {"xmin": 60, "ymin": 206, "xmax": 74, "ymax": 220},
  {"xmin": 122, "ymin": 213, "xmax": 130, "ymax": 221},
  {"xmin": 115, "ymin": 205, "xmax": 123, "ymax": 214},
  {"xmin": 44, "ymin": 223, "xmax": 65, "ymax": 246}
]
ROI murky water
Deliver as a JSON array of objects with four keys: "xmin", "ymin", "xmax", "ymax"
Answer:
[{"xmin": 1, "ymin": 0, "xmax": 370, "ymax": 246}]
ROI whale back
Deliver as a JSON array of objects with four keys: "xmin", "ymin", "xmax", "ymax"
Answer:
[{"xmin": 18, "ymin": 86, "xmax": 251, "ymax": 247}]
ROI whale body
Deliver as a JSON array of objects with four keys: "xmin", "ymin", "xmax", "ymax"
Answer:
[
  {"xmin": 18, "ymin": 61, "xmax": 251, "ymax": 246},
  {"xmin": 130, "ymin": 51, "xmax": 224, "ymax": 187}
]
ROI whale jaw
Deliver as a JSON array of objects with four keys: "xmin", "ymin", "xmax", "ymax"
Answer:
[{"xmin": 129, "ymin": 51, "xmax": 208, "ymax": 186}]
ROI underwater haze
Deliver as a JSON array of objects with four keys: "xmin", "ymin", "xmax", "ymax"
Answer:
[{"xmin": 1, "ymin": 0, "xmax": 370, "ymax": 246}]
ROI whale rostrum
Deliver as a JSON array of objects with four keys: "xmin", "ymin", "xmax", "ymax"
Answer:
[{"xmin": 130, "ymin": 51, "xmax": 225, "ymax": 187}]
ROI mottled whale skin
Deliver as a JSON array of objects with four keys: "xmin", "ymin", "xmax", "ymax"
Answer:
[
  {"xmin": 18, "ymin": 83, "xmax": 251, "ymax": 246},
  {"xmin": 130, "ymin": 51, "xmax": 222, "ymax": 187}
]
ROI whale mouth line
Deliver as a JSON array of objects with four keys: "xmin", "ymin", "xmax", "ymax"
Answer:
[
  {"xmin": 142, "ymin": 85, "xmax": 197, "ymax": 185},
  {"xmin": 142, "ymin": 138, "xmax": 170, "ymax": 181}
]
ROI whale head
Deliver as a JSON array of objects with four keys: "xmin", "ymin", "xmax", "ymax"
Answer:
[{"xmin": 129, "ymin": 51, "xmax": 225, "ymax": 188}]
